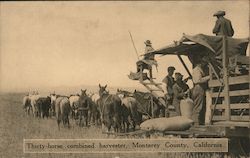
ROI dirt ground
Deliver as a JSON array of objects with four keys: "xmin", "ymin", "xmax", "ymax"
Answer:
[{"xmin": 0, "ymin": 93, "xmax": 245, "ymax": 158}]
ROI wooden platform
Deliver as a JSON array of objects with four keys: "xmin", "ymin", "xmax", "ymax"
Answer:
[{"xmin": 213, "ymin": 121, "xmax": 250, "ymax": 128}]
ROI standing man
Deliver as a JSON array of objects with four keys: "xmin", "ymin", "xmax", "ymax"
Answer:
[
  {"xmin": 172, "ymin": 72, "xmax": 190, "ymax": 116},
  {"xmin": 162, "ymin": 66, "xmax": 176, "ymax": 105},
  {"xmin": 213, "ymin": 10, "xmax": 234, "ymax": 37},
  {"xmin": 191, "ymin": 58, "xmax": 210, "ymax": 125}
]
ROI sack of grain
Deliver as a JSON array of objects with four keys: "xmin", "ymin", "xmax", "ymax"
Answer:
[
  {"xmin": 180, "ymin": 97, "xmax": 194, "ymax": 119},
  {"xmin": 140, "ymin": 116, "xmax": 193, "ymax": 132}
]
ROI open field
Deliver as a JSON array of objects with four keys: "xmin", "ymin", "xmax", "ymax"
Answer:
[{"xmin": 0, "ymin": 93, "xmax": 246, "ymax": 158}]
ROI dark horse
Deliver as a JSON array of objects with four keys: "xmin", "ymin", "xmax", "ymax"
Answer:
[
  {"xmin": 78, "ymin": 89, "xmax": 90, "ymax": 127},
  {"xmin": 133, "ymin": 90, "xmax": 165, "ymax": 118},
  {"xmin": 98, "ymin": 84, "xmax": 122, "ymax": 133},
  {"xmin": 116, "ymin": 89, "xmax": 142, "ymax": 132},
  {"xmin": 87, "ymin": 96, "xmax": 101, "ymax": 126}
]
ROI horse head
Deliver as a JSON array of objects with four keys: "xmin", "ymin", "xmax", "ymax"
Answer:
[
  {"xmin": 117, "ymin": 89, "xmax": 133, "ymax": 98},
  {"xmin": 80, "ymin": 89, "xmax": 87, "ymax": 96},
  {"xmin": 50, "ymin": 93, "xmax": 57, "ymax": 105},
  {"xmin": 98, "ymin": 84, "xmax": 108, "ymax": 97}
]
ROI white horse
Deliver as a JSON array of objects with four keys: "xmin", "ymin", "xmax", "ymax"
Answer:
[
  {"xmin": 23, "ymin": 95, "xmax": 31, "ymax": 115},
  {"xmin": 69, "ymin": 95, "xmax": 80, "ymax": 119},
  {"xmin": 50, "ymin": 94, "xmax": 57, "ymax": 116},
  {"xmin": 29, "ymin": 93, "xmax": 41, "ymax": 117},
  {"xmin": 91, "ymin": 93, "xmax": 100, "ymax": 102}
]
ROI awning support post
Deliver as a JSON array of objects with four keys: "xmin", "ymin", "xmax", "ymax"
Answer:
[
  {"xmin": 222, "ymin": 36, "xmax": 231, "ymax": 121},
  {"xmin": 177, "ymin": 55, "xmax": 192, "ymax": 78}
]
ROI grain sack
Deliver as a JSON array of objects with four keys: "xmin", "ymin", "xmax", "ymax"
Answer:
[
  {"xmin": 180, "ymin": 98, "xmax": 194, "ymax": 119},
  {"xmin": 140, "ymin": 116, "xmax": 193, "ymax": 132}
]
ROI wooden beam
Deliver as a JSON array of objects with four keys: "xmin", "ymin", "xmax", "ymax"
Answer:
[
  {"xmin": 208, "ymin": 62, "xmax": 223, "ymax": 86},
  {"xmin": 212, "ymin": 115, "xmax": 226, "ymax": 121},
  {"xmin": 222, "ymin": 36, "xmax": 230, "ymax": 121},
  {"xmin": 212, "ymin": 114, "xmax": 249, "ymax": 122},
  {"xmin": 211, "ymin": 89, "xmax": 250, "ymax": 97},
  {"xmin": 231, "ymin": 116, "xmax": 250, "ymax": 122},
  {"xmin": 213, "ymin": 121, "xmax": 250, "ymax": 128},
  {"xmin": 209, "ymin": 75, "xmax": 249, "ymax": 87},
  {"xmin": 211, "ymin": 103, "xmax": 250, "ymax": 110}
]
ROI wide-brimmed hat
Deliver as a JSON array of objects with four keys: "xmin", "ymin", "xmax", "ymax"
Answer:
[
  {"xmin": 175, "ymin": 72, "xmax": 183, "ymax": 77},
  {"xmin": 167, "ymin": 66, "xmax": 176, "ymax": 72},
  {"xmin": 213, "ymin": 10, "xmax": 226, "ymax": 17},
  {"xmin": 144, "ymin": 40, "xmax": 152, "ymax": 45}
]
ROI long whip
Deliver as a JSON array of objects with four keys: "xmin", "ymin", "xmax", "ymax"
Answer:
[{"xmin": 128, "ymin": 31, "xmax": 139, "ymax": 60}]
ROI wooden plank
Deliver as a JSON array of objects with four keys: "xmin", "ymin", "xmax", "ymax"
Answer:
[
  {"xmin": 150, "ymin": 89, "xmax": 163, "ymax": 92},
  {"xmin": 211, "ymin": 103, "xmax": 250, "ymax": 110},
  {"xmin": 231, "ymin": 115, "xmax": 250, "ymax": 122},
  {"xmin": 211, "ymin": 89, "xmax": 250, "ymax": 97},
  {"xmin": 212, "ymin": 115, "xmax": 226, "ymax": 121},
  {"xmin": 222, "ymin": 36, "xmax": 231, "ymax": 121},
  {"xmin": 212, "ymin": 114, "xmax": 250, "ymax": 122},
  {"xmin": 213, "ymin": 121, "xmax": 250, "ymax": 128},
  {"xmin": 209, "ymin": 75, "xmax": 249, "ymax": 87}
]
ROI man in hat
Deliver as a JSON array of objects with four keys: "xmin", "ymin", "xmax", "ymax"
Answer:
[
  {"xmin": 162, "ymin": 66, "xmax": 176, "ymax": 105},
  {"xmin": 191, "ymin": 58, "xmax": 210, "ymax": 125},
  {"xmin": 136, "ymin": 40, "xmax": 157, "ymax": 79},
  {"xmin": 172, "ymin": 72, "xmax": 190, "ymax": 116},
  {"xmin": 212, "ymin": 10, "xmax": 234, "ymax": 37}
]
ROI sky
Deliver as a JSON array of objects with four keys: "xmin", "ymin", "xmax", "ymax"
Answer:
[{"xmin": 0, "ymin": 1, "xmax": 249, "ymax": 92}]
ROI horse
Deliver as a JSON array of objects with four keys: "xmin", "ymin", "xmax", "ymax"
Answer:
[
  {"xmin": 75, "ymin": 89, "xmax": 91, "ymax": 127},
  {"xmin": 36, "ymin": 96, "xmax": 51, "ymax": 119},
  {"xmin": 98, "ymin": 84, "xmax": 123, "ymax": 133},
  {"xmin": 29, "ymin": 93, "xmax": 41, "ymax": 117},
  {"xmin": 22, "ymin": 94, "xmax": 31, "ymax": 116},
  {"xmin": 133, "ymin": 90, "xmax": 165, "ymax": 118},
  {"xmin": 116, "ymin": 89, "xmax": 142, "ymax": 132},
  {"xmin": 50, "ymin": 94, "xmax": 57, "ymax": 117},
  {"xmin": 55, "ymin": 96, "xmax": 71, "ymax": 129},
  {"xmin": 69, "ymin": 94, "xmax": 80, "ymax": 119}
]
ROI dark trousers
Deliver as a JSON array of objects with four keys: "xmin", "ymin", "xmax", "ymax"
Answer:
[{"xmin": 191, "ymin": 84, "xmax": 206, "ymax": 125}]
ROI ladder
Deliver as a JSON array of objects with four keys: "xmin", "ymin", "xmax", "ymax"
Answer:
[
  {"xmin": 139, "ymin": 79, "xmax": 167, "ymax": 108},
  {"xmin": 136, "ymin": 63, "xmax": 167, "ymax": 109}
]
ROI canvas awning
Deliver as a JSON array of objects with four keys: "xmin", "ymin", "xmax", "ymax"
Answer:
[
  {"xmin": 151, "ymin": 34, "xmax": 249, "ymax": 62},
  {"xmin": 149, "ymin": 34, "xmax": 249, "ymax": 74}
]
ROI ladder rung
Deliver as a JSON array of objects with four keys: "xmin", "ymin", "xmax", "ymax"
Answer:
[
  {"xmin": 150, "ymin": 89, "xmax": 164, "ymax": 92},
  {"xmin": 142, "ymin": 82, "xmax": 153, "ymax": 85},
  {"xmin": 143, "ymin": 82, "xmax": 162, "ymax": 85}
]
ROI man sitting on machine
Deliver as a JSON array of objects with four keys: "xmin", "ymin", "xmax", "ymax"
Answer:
[{"xmin": 136, "ymin": 40, "xmax": 158, "ymax": 80}]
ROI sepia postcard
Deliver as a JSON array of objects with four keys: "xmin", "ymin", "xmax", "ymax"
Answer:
[{"xmin": 0, "ymin": 1, "xmax": 249, "ymax": 158}]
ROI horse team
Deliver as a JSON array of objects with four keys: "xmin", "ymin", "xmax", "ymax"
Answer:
[{"xmin": 22, "ymin": 84, "xmax": 164, "ymax": 133}]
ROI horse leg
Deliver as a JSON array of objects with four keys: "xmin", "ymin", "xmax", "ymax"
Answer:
[
  {"xmin": 128, "ymin": 116, "xmax": 135, "ymax": 131},
  {"xmin": 57, "ymin": 119, "xmax": 61, "ymax": 130},
  {"xmin": 66, "ymin": 115, "xmax": 70, "ymax": 128},
  {"xmin": 79, "ymin": 114, "xmax": 82, "ymax": 127},
  {"xmin": 89, "ymin": 111, "xmax": 92, "ymax": 125},
  {"xmin": 86, "ymin": 111, "xmax": 90, "ymax": 126}
]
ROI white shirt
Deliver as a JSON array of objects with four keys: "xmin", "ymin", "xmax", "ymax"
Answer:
[{"xmin": 192, "ymin": 65, "xmax": 210, "ymax": 84}]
